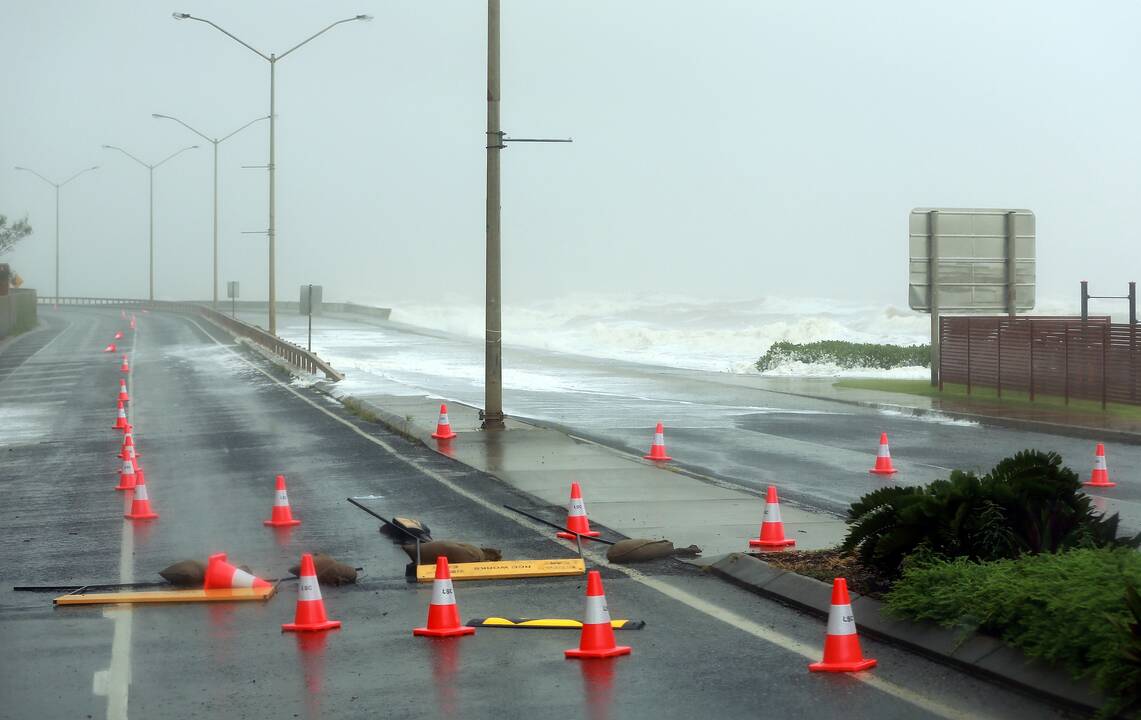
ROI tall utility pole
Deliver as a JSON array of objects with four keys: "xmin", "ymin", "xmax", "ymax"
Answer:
[
  {"xmin": 13, "ymin": 164, "xmax": 99, "ymax": 300},
  {"xmin": 152, "ymin": 113, "xmax": 269, "ymax": 307},
  {"xmin": 173, "ymin": 12, "xmax": 371, "ymax": 334},
  {"xmin": 482, "ymin": 0, "xmax": 572, "ymax": 430},
  {"xmin": 102, "ymin": 144, "xmax": 197, "ymax": 301}
]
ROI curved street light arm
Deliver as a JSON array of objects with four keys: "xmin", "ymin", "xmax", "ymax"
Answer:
[
  {"xmin": 175, "ymin": 14, "xmax": 271, "ymax": 62},
  {"xmin": 154, "ymin": 144, "xmax": 199, "ymax": 169},
  {"xmin": 278, "ymin": 16, "xmax": 369, "ymax": 61},
  {"xmin": 14, "ymin": 166, "xmax": 58, "ymax": 188},
  {"xmin": 103, "ymin": 144, "xmax": 151, "ymax": 169},
  {"xmin": 219, "ymin": 115, "xmax": 271, "ymax": 144},
  {"xmin": 153, "ymin": 113, "xmax": 213, "ymax": 143},
  {"xmin": 60, "ymin": 166, "xmax": 100, "ymax": 187}
]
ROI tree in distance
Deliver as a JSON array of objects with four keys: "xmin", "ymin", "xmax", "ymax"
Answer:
[{"xmin": 0, "ymin": 214, "xmax": 32, "ymax": 256}]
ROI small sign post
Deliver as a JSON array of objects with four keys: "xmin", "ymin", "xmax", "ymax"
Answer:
[
  {"xmin": 226, "ymin": 281, "xmax": 239, "ymax": 319},
  {"xmin": 299, "ymin": 284, "xmax": 322, "ymax": 351}
]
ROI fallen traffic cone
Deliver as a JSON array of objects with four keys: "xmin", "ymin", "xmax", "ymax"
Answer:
[
  {"xmin": 124, "ymin": 470, "xmax": 158, "ymax": 520},
  {"xmin": 264, "ymin": 474, "xmax": 302, "ymax": 527},
  {"xmin": 557, "ymin": 482, "xmax": 601, "ymax": 540},
  {"xmin": 1085, "ymin": 443, "xmax": 1116, "ymax": 488},
  {"xmin": 203, "ymin": 552, "xmax": 272, "ymax": 590},
  {"xmin": 809, "ymin": 578, "xmax": 876, "ymax": 672},
  {"xmin": 748, "ymin": 486, "xmax": 796, "ymax": 549},
  {"xmin": 118, "ymin": 378, "xmax": 130, "ymax": 403},
  {"xmin": 112, "ymin": 400, "xmax": 128, "ymax": 430},
  {"xmin": 565, "ymin": 570, "xmax": 631, "ymax": 659},
  {"xmin": 120, "ymin": 354, "xmax": 130, "ymax": 373},
  {"xmin": 414, "ymin": 557, "xmax": 475, "ymax": 637},
  {"xmin": 868, "ymin": 432, "xmax": 897, "ymax": 475},
  {"xmin": 431, "ymin": 404, "xmax": 457, "ymax": 440},
  {"xmin": 643, "ymin": 422, "xmax": 672, "ymax": 461},
  {"xmin": 114, "ymin": 456, "xmax": 137, "ymax": 491},
  {"xmin": 282, "ymin": 553, "xmax": 341, "ymax": 632},
  {"xmin": 103, "ymin": 343, "xmax": 117, "ymax": 353},
  {"xmin": 114, "ymin": 331, "xmax": 124, "ymax": 340}
]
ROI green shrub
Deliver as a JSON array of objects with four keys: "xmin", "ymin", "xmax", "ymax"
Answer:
[
  {"xmin": 885, "ymin": 550, "xmax": 1141, "ymax": 715},
  {"xmin": 754, "ymin": 340, "xmax": 930, "ymax": 372},
  {"xmin": 842, "ymin": 450, "xmax": 1133, "ymax": 577}
]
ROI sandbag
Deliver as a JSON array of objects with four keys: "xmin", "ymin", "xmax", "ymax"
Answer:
[
  {"xmin": 606, "ymin": 539, "xmax": 701, "ymax": 564},
  {"xmin": 401, "ymin": 540, "xmax": 502, "ymax": 565},
  {"xmin": 288, "ymin": 553, "xmax": 358, "ymax": 586},
  {"xmin": 379, "ymin": 516, "xmax": 432, "ymax": 543},
  {"xmin": 158, "ymin": 559, "xmax": 206, "ymax": 587}
]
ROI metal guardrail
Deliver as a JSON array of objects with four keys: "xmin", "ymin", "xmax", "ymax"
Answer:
[{"xmin": 37, "ymin": 296, "xmax": 344, "ymax": 381}]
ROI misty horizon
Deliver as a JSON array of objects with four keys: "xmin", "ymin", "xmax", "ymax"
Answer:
[{"xmin": 3, "ymin": 1, "xmax": 1140, "ymax": 311}]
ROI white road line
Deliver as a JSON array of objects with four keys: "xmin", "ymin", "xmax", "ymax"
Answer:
[
  {"xmin": 184, "ymin": 316, "xmax": 987, "ymax": 720},
  {"xmin": 96, "ymin": 322, "xmax": 136, "ymax": 720}
]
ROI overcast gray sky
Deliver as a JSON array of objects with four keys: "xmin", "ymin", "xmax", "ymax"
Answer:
[{"xmin": 2, "ymin": 1, "xmax": 1139, "ymax": 308}]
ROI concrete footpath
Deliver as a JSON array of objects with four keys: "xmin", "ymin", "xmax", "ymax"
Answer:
[{"xmin": 316, "ymin": 381, "xmax": 847, "ymax": 557}]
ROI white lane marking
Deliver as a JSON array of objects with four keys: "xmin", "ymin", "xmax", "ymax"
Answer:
[
  {"xmin": 95, "ymin": 323, "xmax": 137, "ymax": 720},
  {"xmin": 184, "ymin": 318, "xmax": 987, "ymax": 720}
]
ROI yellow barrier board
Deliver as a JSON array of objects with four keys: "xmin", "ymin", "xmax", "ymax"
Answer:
[
  {"xmin": 54, "ymin": 586, "xmax": 277, "ymax": 606},
  {"xmin": 467, "ymin": 617, "xmax": 644, "ymax": 630},
  {"xmin": 415, "ymin": 558, "xmax": 586, "ymax": 582}
]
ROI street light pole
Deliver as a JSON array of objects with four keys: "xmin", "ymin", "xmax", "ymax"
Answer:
[
  {"xmin": 481, "ymin": 0, "xmax": 572, "ymax": 430},
  {"xmin": 102, "ymin": 144, "xmax": 198, "ymax": 301},
  {"xmin": 13, "ymin": 164, "xmax": 99, "ymax": 300},
  {"xmin": 152, "ymin": 113, "xmax": 269, "ymax": 307},
  {"xmin": 173, "ymin": 12, "xmax": 371, "ymax": 335}
]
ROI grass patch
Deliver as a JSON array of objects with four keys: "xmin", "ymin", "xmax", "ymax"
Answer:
[
  {"xmin": 886, "ymin": 549, "xmax": 1141, "ymax": 716},
  {"xmin": 756, "ymin": 341, "xmax": 930, "ymax": 372},
  {"xmin": 342, "ymin": 397, "xmax": 380, "ymax": 423},
  {"xmin": 835, "ymin": 378, "xmax": 1141, "ymax": 421}
]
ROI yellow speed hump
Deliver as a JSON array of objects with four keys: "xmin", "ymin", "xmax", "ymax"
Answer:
[{"xmin": 414, "ymin": 557, "xmax": 586, "ymax": 582}]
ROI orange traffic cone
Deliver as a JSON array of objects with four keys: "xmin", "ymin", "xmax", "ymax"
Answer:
[
  {"xmin": 1085, "ymin": 443, "xmax": 1116, "ymax": 488},
  {"xmin": 643, "ymin": 422, "xmax": 672, "ymax": 461},
  {"xmin": 748, "ymin": 486, "xmax": 796, "ymax": 549},
  {"xmin": 414, "ymin": 557, "xmax": 475, "ymax": 637},
  {"xmin": 115, "ymin": 456, "xmax": 137, "ymax": 491},
  {"xmin": 103, "ymin": 343, "xmax": 117, "ymax": 353},
  {"xmin": 264, "ymin": 475, "xmax": 302, "ymax": 527},
  {"xmin": 557, "ymin": 482, "xmax": 601, "ymax": 540},
  {"xmin": 118, "ymin": 378, "xmax": 130, "ymax": 403},
  {"xmin": 282, "ymin": 553, "xmax": 341, "ymax": 632},
  {"xmin": 119, "ymin": 432, "xmax": 138, "ymax": 462},
  {"xmin": 868, "ymin": 433, "xmax": 897, "ymax": 475},
  {"xmin": 203, "ymin": 552, "xmax": 272, "ymax": 590},
  {"xmin": 130, "ymin": 314, "xmax": 137, "ymax": 330},
  {"xmin": 113, "ymin": 400, "xmax": 128, "ymax": 430},
  {"xmin": 565, "ymin": 570, "xmax": 631, "ymax": 659},
  {"xmin": 120, "ymin": 354, "xmax": 130, "ymax": 373},
  {"xmin": 809, "ymin": 578, "xmax": 876, "ymax": 672},
  {"xmin": 125, "ymin": 471, "xmax": 158, "ymax": 520},
  {"xmin": 114, "ymin": 331, "xmax": 124, "ymax": 340},
  {"xmin": 431, "ymin": 404, "xmax": 457, "ymax": 440}
]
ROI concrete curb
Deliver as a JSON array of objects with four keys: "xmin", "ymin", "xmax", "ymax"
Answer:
[
  {"xmin": 705, "ymin": 552, "xmax": 1105, "ymax": 715},
  {"xmin": 760, "ymin": 385, "xmax": 1141, "ymax": 445}
]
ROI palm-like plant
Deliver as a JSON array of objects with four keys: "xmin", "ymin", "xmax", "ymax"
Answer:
[{"xmin": 843, "ymin": 450, "xmax": 1128, "ymax": 577}]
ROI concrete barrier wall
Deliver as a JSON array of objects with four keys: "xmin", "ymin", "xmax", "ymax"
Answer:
[
  {"xmin": 0, "ymin": 288, "xmax": 38, "ymax": 339},
  {"xmin": 213, "ymin": 300, "xmax": 391, "ymax": 320}
]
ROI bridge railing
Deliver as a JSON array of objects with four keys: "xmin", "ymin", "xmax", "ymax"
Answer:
[{"xmin": 37, "ymin": 296, "xmax": 344, "ymax": 382}]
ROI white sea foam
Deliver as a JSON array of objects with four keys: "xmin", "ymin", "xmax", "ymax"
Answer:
[{"xmin": 344, "ymin": 293, "xmax": 1077, "ymax": 378}]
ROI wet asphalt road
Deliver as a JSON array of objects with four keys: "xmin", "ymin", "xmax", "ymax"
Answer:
[{"xmin": 0, "ymin": 308, "xmax": 1079, "ymax": 719}]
